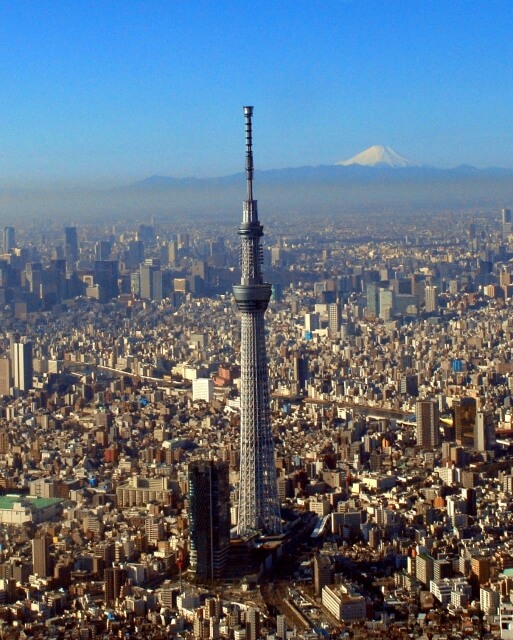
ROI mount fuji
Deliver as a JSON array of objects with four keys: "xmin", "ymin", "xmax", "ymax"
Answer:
[{"xmin": 337, "ymin": 145, "xmax": 416, "ymax": 168}]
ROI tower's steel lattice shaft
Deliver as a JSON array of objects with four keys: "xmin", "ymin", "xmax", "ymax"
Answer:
[{"xmin": 233, "ymin": 107, "xmax": 282, "ymax": 536}]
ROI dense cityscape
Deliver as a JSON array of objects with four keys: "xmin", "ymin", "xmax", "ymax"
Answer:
[
  {"xmin": 1, "ymin": 126, "xmax": 513, "ymax": 640},
  {"xmin": 3, "ymin": 0, "xmax": 513, "ymax": 637}
]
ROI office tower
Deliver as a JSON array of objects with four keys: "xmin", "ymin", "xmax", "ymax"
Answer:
[
  {"xmin": 328, "ymin": 303, "xmax": 340, "ymax": 337},
  {"xmin": 168, "ymin": 239, "xmax": 178, "ymax": 266},
  {"xmin": 137, "ymin": 224, "xmax": 155, "ymax": 246},
  {"xmin": 24, "ymin": 262, "xmax": 43, "ymax": 294},
  {"xmin": 233, "ymin": 107, "xmax": 282, "ymax": 536},
  {"xmin": 425, "ymin": 285, "xmax": 439, "ymax": 313},
  {"xmin": 32, "ymin": 535, "xmax": 50, "ymax": 578},
  {"xmin": 188, "ymin": 460, "xmax": 230, "ymax": 580},
  {"xmin": 12, "ymin": 341, "xmax": 33, "ymax": 393},
  {"xmin": 453, "ymin": 397, "xmax": 477, "ymax": 447},
  {"xmin": 379, "ymin": 288, "xmax": 394, "ymax": 320},
  {"xmin": 502, "ymin": 207, "xmax": 513, "ymax": 239},
  {"xmin": 2, "ymin": 226, "xmax": 15, "ymax": 254},
  {"xmin": 95, "ymin": 240, "xmax": 111, "ymax": 261},
  {"xmin": 177, "ymin": 232, "xmax": 190, "ymax": 250},
  {"xmin": 93, "ymin": 260, "xmax": 119, "ymax": 302},
  {"xmin": 475, "ymin": 410, "xmax": 495, "ymax": 452},
  {"xmin": 126, "ymin": 240, "xmax": 145, "ymax": 269},
  {"xmin": 64, "ymin": 227, "xmax": 78, "ymax": 265},
  {"xmin": 416, "ymin": 399, "xmax": 440, "ymax": 448},
  {"xmin": 366, "ymin": 283, "xmax": 380, "ymax": 318},
  {"xmin": 139, "ymin": 262, "xmax": 163, "ymax": 301}
]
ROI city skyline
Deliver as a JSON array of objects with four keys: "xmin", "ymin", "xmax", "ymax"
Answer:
[{"xmin": 1, "ymin": 1, "xmax": 513, "ymax": 186}]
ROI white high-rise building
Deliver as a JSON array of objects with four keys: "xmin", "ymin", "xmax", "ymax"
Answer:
[
  {"xmin": 192, "ymin": 378, "xmax": 214, "ymax": 403},
  {"xmin": 12, "ymin": 341, "xmax": 33, "ymax": 393}
]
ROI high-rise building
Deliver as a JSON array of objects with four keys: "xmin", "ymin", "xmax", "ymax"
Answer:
[
  {"xmin": 314, "ymin": 553, "xmax": 332, "ymax": 595},
  {"xmin": 453, "ymin": 397, "xmax": 477, "ymax": 447},
  {"xmin": 233, "ymin": 107, "xmax": 282, "ymax": 536},
  {"xmin": 379, "ymin": 288, "xmax": 394, "ymax": 320},
  {"xmin": 292, "ymin": 352, "xmax": 308, "ymax": 391},
  {"xmin": 475, "ymin": 410, "xmax": 495, "ymax": 452},
  {"xmin": 139, "ymin": 262, "xmax": 163, "ymax": 301},
  {"xmin": 12, "ymin": 341, "xmax": 33, "ymax": 393},
  {"xmin": 93, "ymin": 260, "xmax": 119, "ymax": 302},
  {"xmin": 137, "ymin": 224, "xmax": 155, "ymax": 246},
  {"xmin": 168, "ymin": 239, "xmax": 178, "ymax": 266},
  {"xmin": 188, "ymin": 460, "xmax": 230, "ymax": 580},
  {"xmin": 366, "ymin": 283, "xmax": 380, "ymax": 318},
  {"xmin": 192, "ymin": 378, "xmax": 214, "ymax": 403},
  {"xmin": 502, "ymin": 208, "xmax": 513, "ymax": 239},
  {"xmin": 245, "ymin": 607, "xmax": 260, "ymax": 640},
  {"xmin": 425, "ymin": 285, "xmax": 439, "ymax": 313},
  {"xmin": 32, "ymin": 535, "xmax": 51, "ymax": 578},
  {"xmin": 95, "ymin": 240, "xmax": 112, "ymax": 261},
  {"xmin": 415, "ymin": 553, "xmax": 434, "ymax": 587},
  {"xmin": 64, "ymin": 227, "xmax": 78, "ymax": 265},
  {"xmin": 304, "ymin": 312, "xmax": 320, "ymax": 333},
  {"xmin": 104, "ymin": 565, "xmax": 127, "ymax": 605},
  {"xmin": 0, "ymin": 358, "xmax": 11, "ymax": 396},
  {"xmin": 416, "ymin": 399, "xmax": 440, "ymax": 448},
  {"xmin": 276, "ymin": 614, "xmax": 287, "ymax": 640},
  {"xmin": 2, "ymin": 227, "xmax": 15, "ymax": 254},
  {"xmin": 126, "ymin": 240, "xmax": 145, "ymax": 269},
  {"xmin": 328, "ymin": 303, "xmax": 340, "ymax": 337},
  {"xmin": 471, "ymin": 555, "xmax": 491, "ymax": 585}
]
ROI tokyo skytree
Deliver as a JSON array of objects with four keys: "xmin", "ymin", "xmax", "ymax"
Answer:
[{"xmin": 233, "ymin": 106, "xmax": 282, "ymax": 536}]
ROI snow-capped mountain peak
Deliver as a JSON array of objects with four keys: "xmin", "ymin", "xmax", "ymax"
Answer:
[{"xmin": 337, "ymin": 145, "xmax": 415, "ymax": 168}]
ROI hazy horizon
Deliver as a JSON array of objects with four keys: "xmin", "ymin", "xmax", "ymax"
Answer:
[{"xmin": 1, "ymin": 169, "xmax": 513, "ymax": 224}]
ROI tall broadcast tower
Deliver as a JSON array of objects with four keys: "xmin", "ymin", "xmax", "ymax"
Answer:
[{"xmin": 234, "ymin": 106, "xmax": 282, "ymax": 536}]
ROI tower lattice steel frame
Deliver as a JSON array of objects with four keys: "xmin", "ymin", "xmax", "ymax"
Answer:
[{"xmin": 233, "ymin": 106, "xmax": 282, "ymax": 536}]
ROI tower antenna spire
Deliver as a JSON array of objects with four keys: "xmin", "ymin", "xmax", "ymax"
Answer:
[{"xmin": 244, "ymin": 106, "xmax": 254, "ymax": 203}]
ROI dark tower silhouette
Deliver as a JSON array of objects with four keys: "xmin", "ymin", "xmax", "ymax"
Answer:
[
  {"xmin": 64, "ymin": 226, "xmax": 78, "ymax": 266},
  {"xmin": 188, "ymin": 460, "xmax": 230, "ymax": 580}
]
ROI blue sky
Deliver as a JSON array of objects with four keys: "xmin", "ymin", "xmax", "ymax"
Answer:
[{"xmin": 0, "ymin": 0, "xmax": 512, "ymax": 184}]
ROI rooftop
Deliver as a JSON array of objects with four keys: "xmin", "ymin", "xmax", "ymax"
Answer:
[{"xmin": 0, "ymin": 495, "xmax": 62, "ymax": 511}]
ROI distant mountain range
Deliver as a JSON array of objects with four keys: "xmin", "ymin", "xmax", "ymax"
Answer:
[
  {"xmin": 119, "ymin": 155, "xmax": 513, "ymax": 220},
  {"xmin": 1, "ymin": 149, "xmax": 513, "ymax": 222},
  {"xmin": 129, "ymin": 158, "xmax": 513, "ymax": 191}
]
